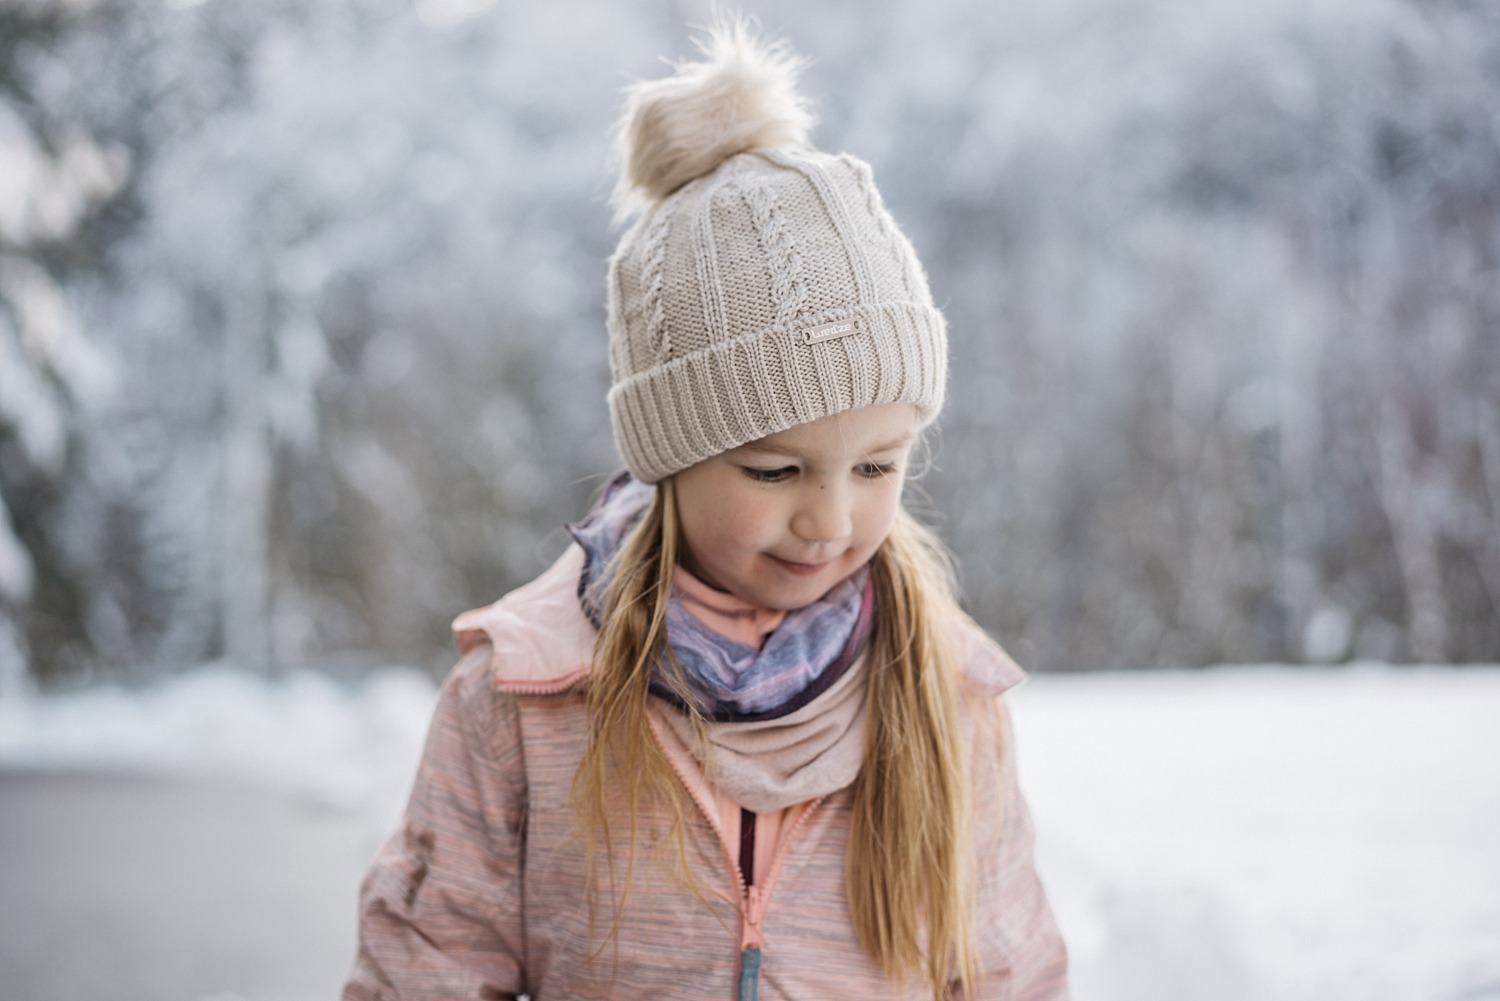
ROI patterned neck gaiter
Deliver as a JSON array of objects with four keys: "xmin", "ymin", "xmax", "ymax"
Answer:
[{"xmin": 568, "ymin": 472, "xmax": 874, "ymax": 722}]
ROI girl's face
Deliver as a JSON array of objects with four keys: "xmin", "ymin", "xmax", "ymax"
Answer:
[{"xmin": 671, "ymin": 402, "xmax": 920, "ymax": 611}]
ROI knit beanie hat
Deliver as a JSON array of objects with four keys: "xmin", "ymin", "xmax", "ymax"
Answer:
[{"xmin": 606, "ymin": 21, "xmax": 948, "ymax": 484}]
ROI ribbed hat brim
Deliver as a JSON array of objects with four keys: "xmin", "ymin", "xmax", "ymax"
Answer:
[{"xmin": 609, "ymin": 301, "xmax": 946, "ymax": 483}]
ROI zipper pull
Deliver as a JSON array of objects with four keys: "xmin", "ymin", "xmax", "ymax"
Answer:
[{"xmin": 738, "ymin": 946, "xmax": 762, "ymax": 1001}]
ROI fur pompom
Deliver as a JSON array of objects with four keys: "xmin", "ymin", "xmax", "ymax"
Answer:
[{"xmin": 612, "ymin": 17, "xmax": 815, "ymax": 220}]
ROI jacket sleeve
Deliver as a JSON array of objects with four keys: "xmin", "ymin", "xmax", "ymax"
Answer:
[
  {"xmin": 962, "ymin": 694, "xmax": 1071, "ymax": 1001},
  {"xmin": 343, "ymin": 646, "xmax": 528, "ymax": 1000}
]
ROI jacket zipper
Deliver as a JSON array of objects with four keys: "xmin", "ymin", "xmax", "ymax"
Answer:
[
  {"xmin": 647, "ymin": 718, "xmax": 827, "ymax": 999},
  {"xmin": 734, "ymin": 797, "xmax": 826, "ymax": 999},
  {"xmin": 738, "ymin": 944, "xmax": 763, "ymax": 1001}
]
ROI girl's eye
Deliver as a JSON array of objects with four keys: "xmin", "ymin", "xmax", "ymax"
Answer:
[
  {"xmin": 743, "ymin": 465, "xmax": 797, "ymax": 483},
  {"xmin": 857, "ymin": 461, "xmax": 898, "ymax": 478}
]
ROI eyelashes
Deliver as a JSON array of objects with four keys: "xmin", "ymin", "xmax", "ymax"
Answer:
[
  {"xmin": 742, "ymin": 465, "xmax": 797, "ymax": 483},
  {"xmin": 740, "ymin": 462, "xmax": 899, "ymax": 483}
]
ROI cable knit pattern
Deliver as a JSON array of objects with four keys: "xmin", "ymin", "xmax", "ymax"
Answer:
[
  {"xmin": 602, "ymin": 23, "xmax": 947, "ymax": 482},
  {"xmin": 639, "ymin": 206, "xmax": 674, "ymax": 366},
  {"xmin": 606, "ymin": 149, "xmax": 947, "ymax": 483},
  {"xmin": 735, "ymin": 167, "xmax": 809, "ymax": 328}
]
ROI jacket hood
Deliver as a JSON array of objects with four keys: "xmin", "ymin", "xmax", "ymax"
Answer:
[{"xmin": 450, "ymin": 545, "xmax": 595, "ymax": 693}]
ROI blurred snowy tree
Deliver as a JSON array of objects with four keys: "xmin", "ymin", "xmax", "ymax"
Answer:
[
  {"xmin": 831, "ymin": 0, "xmax": 1500, "ymax": 667},
  {"xmin": 39, "ymin": 0, "xmax": 655, "ymax": 672},
  {"xmin": 0, "ymin": 0, "xmax": 129, "ymax": 687},
  {"xmin": 5, "ymin": 0, "xmax": 1497, "ymax": 680}
]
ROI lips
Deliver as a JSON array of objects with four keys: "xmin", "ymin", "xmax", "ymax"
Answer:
[{"xmin": 767, "ymin": 554, "xmax": 833, "ymax": 576}]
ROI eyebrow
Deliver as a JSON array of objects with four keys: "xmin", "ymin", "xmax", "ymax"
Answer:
[
  {"xmin": 734, "ymin": 431, "xmax": 916, "ymax": 458},
  {"xmin": 864, "ymin": 432, "xmax": 917, "ymax": 454}
]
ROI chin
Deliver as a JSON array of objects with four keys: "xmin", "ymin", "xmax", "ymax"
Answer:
[
  {"xmin": 761, "ymin": 589, "xmax": 823, "ymax": 611},
  {"xmin": 758, "ymin": 568, "xmax": 848, "ymax": 609}
]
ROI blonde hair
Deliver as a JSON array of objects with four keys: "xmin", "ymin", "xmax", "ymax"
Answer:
[{"xmin": 573, "ymin": 482, "xmax": 985, "ymax": 998}]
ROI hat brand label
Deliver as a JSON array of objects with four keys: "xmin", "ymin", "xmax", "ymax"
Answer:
[{"xmin": 801, "ymin": 320, "xmax": 860, "ymax": 345}]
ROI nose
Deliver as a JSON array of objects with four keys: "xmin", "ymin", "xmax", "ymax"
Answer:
[{"xmin": 790, "ymin": 482, "xmax": 852, "ymax": 547}]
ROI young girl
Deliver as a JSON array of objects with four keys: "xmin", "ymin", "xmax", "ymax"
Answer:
[{"xmin": 345, "ymin": 22, "xmax": 1068, "ymax": 1001}]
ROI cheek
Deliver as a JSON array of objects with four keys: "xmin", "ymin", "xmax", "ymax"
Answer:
[
  {"xmin": 857, "ymin": 483, "xmax": 905, "ymax": 545},
  {"xmin": 717, "ymin": 498, "xmax": 777, "ymax": 547},
  {"xmin": 682, "ymin": 509, "xmax": 725, "ymax": 564},
  {"xmin": 681, "ymin": 491, "xmax": 766, "ymax": 564}
]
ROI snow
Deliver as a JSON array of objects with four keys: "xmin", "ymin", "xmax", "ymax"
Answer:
[
  {"xmin": 0, "ymin": 103, "xmax": 128, "ymax": 246},
  {"xmin": 0, "ymin": 491, "xmax": 37, "ymax": 605},
  {"xmin": 6, "ymin": 0, "xmax": 1495, "ymax": 677},
  {"xmin": 1010, "ymin": 666, "xmax": 1500, "ymax": 1000},
  {"xmin": 0, "ymin": 665, "xmax": 437, "ymax": 827},
  {"xmin": 2, "ymin": 663, "xmax": 1497, "ymax": 999},
  {"xmin": 0, "ymin": 255, "xmax": 116, "ymax": 416},
  {"xmin": 0, "ymin": 303, "xmax": 67, "ymax": 475}
]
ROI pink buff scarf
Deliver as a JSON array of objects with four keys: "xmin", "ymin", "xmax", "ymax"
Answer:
[{"xmin": 568, "ymin": 472, "xmax": 874, "ymax": 722}]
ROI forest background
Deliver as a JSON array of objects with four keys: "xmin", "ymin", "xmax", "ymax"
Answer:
[{"xmin": 2, "ymin": 0, "xmax": 1498, "ymax": 689}]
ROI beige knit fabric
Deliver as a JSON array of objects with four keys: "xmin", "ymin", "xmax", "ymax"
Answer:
[
  {"xmin": 606, "ymin": 147, "xmax": 948, "ymax": 483},
  {"xmin": 653, "ymin": 650, "xmax": 870, "ymax": 814}
]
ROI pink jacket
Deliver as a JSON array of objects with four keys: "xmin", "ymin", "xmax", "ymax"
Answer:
[{"xmin": 344, "ymin": 546, "xmax": 1069, "ymax": 1000}]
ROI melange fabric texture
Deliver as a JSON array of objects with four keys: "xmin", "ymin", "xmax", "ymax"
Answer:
[
  {"xmin": 345, "ymin": 547, "xmax": 1071, "ymax": 1001},
  {"xmin": 567, "ymin": 472, "xmax": 873, "ymax": 721}
]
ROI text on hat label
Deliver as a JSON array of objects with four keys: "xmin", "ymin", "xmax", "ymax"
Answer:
[{"xmin": 801, "ymin": 321, "xmax": 860, "ymax": 345}]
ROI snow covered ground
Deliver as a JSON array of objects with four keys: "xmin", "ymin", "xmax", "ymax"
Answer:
[
  {"xmin": 1010, "ymin": 667, "xmax": 1500, "ymax": 1001},
  {"xmin": 2, "ymin": 663, "xmax": 1497, "ymax": 1000}
]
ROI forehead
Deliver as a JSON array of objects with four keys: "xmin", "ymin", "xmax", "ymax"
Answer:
[{"xmin": 733, "ymin": 403, "xmax": 920, "ymax": 457}]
